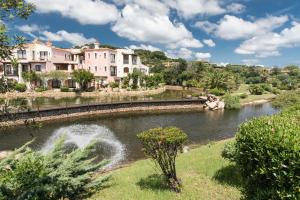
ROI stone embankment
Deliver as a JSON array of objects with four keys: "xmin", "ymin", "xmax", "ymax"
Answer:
[{"xmin": 0, "ymin": 87, "xmax": 166, "ymax": 99}]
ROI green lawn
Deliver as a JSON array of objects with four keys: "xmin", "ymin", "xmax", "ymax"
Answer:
[{"xmin": 89, "ymin": 140, "xmax": 242, "ymax": 200}]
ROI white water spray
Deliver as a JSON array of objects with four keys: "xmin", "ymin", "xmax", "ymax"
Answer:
[{"xmin": 41, "ymin": 124, "xmax": 126, "ymax": 169}]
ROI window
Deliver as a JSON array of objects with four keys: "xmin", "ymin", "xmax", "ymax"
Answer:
[
  {"xmin": 110, "ymin": 54, "xmax": 116, "ymax": 63},
  {"xmin": 35, "ymin": 65, "xmax": 41, "ymax": 71},
  {"xmin": 4, "ymin": 64, "xmax": 16, "ymax": 75},
  {"xmin": 52, "ymin": 79, "xmax": 61, "ymax": 88},
  {"xmin": 32, "ymin": 51, "xmax": 35, "ymax": 60},
  {"xmin": 65, "ymin": 54, "xmax": 67, "ymax": 60},
  {"xmin": 105, "ymin": 66, "xmax": 107, "ymax": 72},
  {"xmin": 132, "ymin": 55, "xmax": 138, "ymax": 65},
  {"xmin": 110, "ymin": 66, "xmax": 117, "ymax": 76},
  {"xmin": 88, "ymin": 53, "xmax": 90, "ymax": 59},
  {"xmin": 95, "ymin": 66, "xmax": 97, "ymax": 71},
  {"xmin": 124, "ymin": 67, "xmax": 129, "ymax": 73},
  {"xmin": 104, "ymin": 53, "xmax": 106, "ymax": 58},
  {"xmin": 123, "ymin": 54, "xmax": 129, "ymax": 64},
  {"xmin": 17, "ymin": 50, "xmax": 26, "ymax": 59},
  {"xmin": 40, "ymin": 51, "xmax": 48, "ymax": 60},
  {"xmin": 89, "ymin": 66, "xmax": 91, "ymax": 71},
  {"xmin": 68, "ymin": 79, "xmax": 76, "ymax": 88}
]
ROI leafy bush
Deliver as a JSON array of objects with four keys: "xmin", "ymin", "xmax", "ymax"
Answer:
[
  {"xmin": 209, "ymin": 88, "xmax": 226, "ymax": 96},
  {"xmin": 109, "ymin": 81, "xmax": 119, "ymax": 89},
  {"xmin": 137, "ymin": 127, "xmax": 188, "ymax": 192},
  {"xmin": 249, "ymin": 84, "xmax": 264, "ymax": 95},
  {"xmin": 271, "ymin": 88, "xmax": 281, "ymax": 95},
  {"xmin": 221, "ymin": 141, "xmax": 237, "ymax": 162},
  {"xmin": 272, "ymin": 91, "xmax": 300, "ymax": 108},
  {"xmin": 0, "ymin": 138, "xmax": 109, "ymax": 200},
  {"xmin": 60, "ymin": 86, "xmax": 70, "ymax": 92},
  {"xmin": 260, "ymin": 83, "xmax": 272, "ymax": 92},
  {"xmin": 239, "ymin": 93, "xmax": 248, "ymax": 99},
  {"xmin": 223, "ymin": 94, "xmax": 240, "ymax": 109},
  {"xmin": 14, "ymin": 83, "xmax": 27, "ymax": 92},
  {"xmin": 35, "ymin": 87, "xmax": 47, "ymax": 92},
  {"xmin": 235, "ymin": 112, "xmax": 300, "ymax": 199}
]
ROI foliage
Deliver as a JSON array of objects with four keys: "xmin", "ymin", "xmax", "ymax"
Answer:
[
  {"xmin": 35, "ymin": 87, "xmax": 47, "ymax": 92},
  {"xmin": 223, "ymin": 94, "xmax": 240, "ymax": 109},
  {"xmin": 129, "ymin": 69, "xmax": 142, "ymax": 89},
  {"xmin": 121, "ymin": 76, "xmax": 130, "ymax": 89},
  {"xmin": 109, "ymin": 81, "xmax": 119, "ymax": 89},
  {"xmin": 209, "ymin": 88, "xmax": 226, "ymax": 96},
  {"xmin": 239, "ymin": 93, "xmax": 248, "ymax": 99},
  {"xmin": 221, "ymin": 141, "xmax": 237, "ymax": 162},
  {"xmin": 272, "ymin": 91, "xmax": 300, "ymax": 108},
  {"xmin": 0, "ymin": 76, "xmax": 16, "ymax": 93},
  {"xmin": 249, "ymin": 84, "xmax": 264, "ymax": 95},
  {"xmin": 47, "ymin": 71, "xmax": 68, "ymax": 82},
  {"xmin": 0, "ymin": 0, "xmax": 35, "ymax": 60},
  {"xmin": 145, "ymin": 73, "xmax": 163, "ymax": 88},
  {"xmin": 22, "ymin": 71, "xmax": 40, "ymax": 89},
  {"xmin": 0, "ymin": 138, "xmax": 109, "ymax": 200},
  {"xmin": 14, "ymin": 83, "xmax": 26, "ymax": 92},
  {"xmin": 137, "ymin": 127, "xmax": 188, "ymax": 192},
  {"xmin": 60, "ymin": 86, "xmax": 70, "ymax": 92},
  {"xmin": 234, "ymin": 110, "xmax": 300, "ymax": 200},
  {"xmin": 72, "ymin": 69, "xmax": 94, "ymax": 91}
]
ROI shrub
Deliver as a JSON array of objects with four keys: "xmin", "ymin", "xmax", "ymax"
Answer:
[
  {"xmin": 260, "ymin": 83, "xmax": 272, "ymax": 92},
  {"xmin": 209, "ymin": 88, "xmax": 226, "ymax": 96},
  {"xmin": 137, "ymin": 127, "xmax": 188, "ymax": 192},
  {"xmin": 249, "ymin": 84, "xmax": 264, "ymax": 95},
  {"xmin": 272, "ymin": 91, "xmax": 300, "ymax": 108},
  {"xmin": 109, "ymin": 82, "xmax": 119, "ymax": 89},
  {"xmin": 239, "ymin": 93, "xmax": 248, "ymax": 99},
  {"xmin": 14, "ymin": 83, "xmax": 27, "ymax": 92},
  {"xmin": 221, "ymin": 141, "xmax": 237, "ymax": 162},
  {"xmin": 60, "ymin": 86, "xmax": 70, "ymax": 92},
  {"xmin": 223, "ymin": 94, "xmax": 240, "ymax": 109},
  {"xmin": 271, "ymin": 88, "xmax": 281, "ymax": 95},
  {"xmin": 0, "ymin": 138, "xmax": 109, "ymax": 200},
  {"xmin": 235, "ymin": 113, "xmax": 300, "ymax": 199},
  {"xmin": 35, "ymin": 87, "xmax": 47, "ymax": 92}
]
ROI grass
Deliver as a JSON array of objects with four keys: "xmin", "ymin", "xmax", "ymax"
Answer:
[
  {"xmin": 89, "ymin": 140, "xmax": 242, "ymax": 200},
  {"xmin": 232, "ymin": 84, "xmax": 276, "ymax": 104}
]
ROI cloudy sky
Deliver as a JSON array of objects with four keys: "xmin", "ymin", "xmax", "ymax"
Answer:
[{"xmin": 8, "ymin": 0, "xmax": 300, "ymax": 66}]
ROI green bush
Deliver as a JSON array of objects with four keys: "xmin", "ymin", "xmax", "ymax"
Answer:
[
  {"xmin": 223, "ymin": 94, "xmax": 240, "ymax": 109},
  {"xmin": 14, "ymin": 83, "xmax": 27, "ymax": 92},
  {"xmin": 35, "ymin": 87, "xmax": 47, "ymax": 92},
  {"xmin": 109, "ymin": 82, "xmax": 119, "ymax": 89},
  {"xmin": 239, "ymin": 93, "xmax": 248, "ymax": 99},
  {"xmin": 272, "ymin": 91, "xmax": 300, "ymax": 108},
  {"xmin": 137, "ymin": 127, "xmax": 188, "ymax": 192},
  {"xmin": 60, "ymin": 86, "xmax": 70, "ymax": 92},
  {"xmin": 260, "ymin": 83, "xmax": 272, "ymax": 92},
  {"xmin": 0, "ymin": 138, "xmax": 109, "ymax": 200},
  {"xmin": 235, "ymin": 112, "xmax": 300, "ymax": 199},
  {"xmin": 249, "ymin": 84, "xmax": 264, "ymax": 95},
  {"xmin": 271, "ymin": 88, "xmax": 281, "ymax": 95},
  {"xmin": 209, "ymin": 88, "xmax": 226, "ymax": 96},
  {"xmin": 221, "ymin": 141, "xmax": 237, "ymax": 162}
]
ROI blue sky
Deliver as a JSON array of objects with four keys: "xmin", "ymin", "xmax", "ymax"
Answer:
[{"xmin": 7, "ymin": 0, "xmax": 300, "ymax": 66}]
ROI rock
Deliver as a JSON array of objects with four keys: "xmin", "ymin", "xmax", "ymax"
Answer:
[
  {"xmin": 206, "ymin": 101, "xmax": 217, "ymax": 109},
  {"xmin": 0, "ymin": 151, "xmax": 11, "ymax": 160}
]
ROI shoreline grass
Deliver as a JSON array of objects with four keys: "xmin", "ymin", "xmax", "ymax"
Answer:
[{"xmin": 89, "ymin": 139, "xmax": 242, "ymax": 200}]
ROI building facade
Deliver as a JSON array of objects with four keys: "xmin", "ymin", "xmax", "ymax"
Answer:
[{"xmin": 1, "ymin": 39, "xmax": 149, "ymax": 89}]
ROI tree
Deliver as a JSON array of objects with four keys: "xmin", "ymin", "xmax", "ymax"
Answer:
[
  {"xmin": 72, "ymin": 69, "xmax": 94, "ymax": 90},
  {"xmin": 137, "ymin": 127, "xmax": 188, "ymax": 192},
  {"xmin": 48, "ymin": 70, "xmax": 68, "ymax": 87},
  {"xmin": 22, "ymin": 71, "xmax": 40, "ymax": 90},
  {"xmin": 0, "ymin": 0, "xmax": 35, "ymax": 60}
]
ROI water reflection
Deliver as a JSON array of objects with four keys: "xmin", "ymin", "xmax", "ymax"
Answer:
[{"xmin": 0, "ymin": 103, "xmax": 278, "ymax": 163}]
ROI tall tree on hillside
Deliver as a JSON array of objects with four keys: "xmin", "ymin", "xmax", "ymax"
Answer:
[{"xmin": 0, "ymin": 0, "xmax": 35, "ymax": 60}]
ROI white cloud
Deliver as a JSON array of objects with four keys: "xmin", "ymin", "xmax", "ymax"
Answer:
[
  {"xmin": 165, "ymin": 0, "xmax": 225, "ymax": 18},
  {"xmin": 112, "ymin": 4, "xmax": 202, "ymax": 49},
  {"xmin": 195, "ymin": 15, "xmax": 289, "ymax": 40},
  {"xmin": 195, "ymin": 52, "xmax": 211, "ymax": 61},
  {"xmin": 128, "ymin": 44, "xmax": 161, "ymax": 51},
  {"xmin": 226, "ymin": 3, "xmax": 246, "ymax": 14},
  {"xmin": 26, "ymin": 0, "xmax": 119, "ymax": 25},
  {"xmin": 203, "ymin": 39, "xmax": 216, "ymax": 47},
  {"xmin": 166, "ymin": 48, "xmax": 194, "ymax": 60},
  {"xmin": 235, "ymin": 22, "xmax": 300, "ymax": 57},
  {"xmin": 194, "ymin": 21, "xmax": 218, "ymax": 34},
  {"xmin": 41, "ymin": 30, "xmax": 97, "ymax": 46}
]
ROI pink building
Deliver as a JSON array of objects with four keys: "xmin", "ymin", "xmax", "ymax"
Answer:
[{"xmin": 1, "ymin": 40, "xmax": 149, "ymax": 89}]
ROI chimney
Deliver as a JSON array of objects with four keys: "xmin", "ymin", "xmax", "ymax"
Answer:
[
  {"xmin": 94, "ymin": 40, "xmax": 100, "ymax": 49},
  {"xmin": 46, "ymin": 40, "xmax": 52, "ymax": 47}
]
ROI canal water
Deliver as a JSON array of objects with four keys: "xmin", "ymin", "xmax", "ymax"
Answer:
[{"xmin": 0, "ymin": 103, "xmax": 278, "ymax": 168}]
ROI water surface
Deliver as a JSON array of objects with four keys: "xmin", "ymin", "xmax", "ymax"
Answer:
[{"xmin": 0, "ymin": 103, "xmax": 278, "ymax": 167}]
